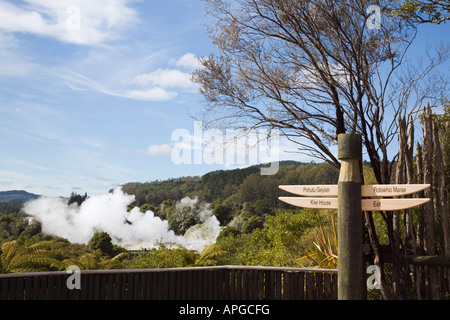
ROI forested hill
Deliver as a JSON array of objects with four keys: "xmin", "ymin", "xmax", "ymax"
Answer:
[
  {"xmin": 121, "ymin": 161, "xmax": 340, "ymax": 210},
  {"xmin": 0, "ymin": 190, "xmax": 40, "ymax": 203}
]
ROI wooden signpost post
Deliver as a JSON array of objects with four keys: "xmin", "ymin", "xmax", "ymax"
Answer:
[{"xmin": 278, "ymin": 134, "xmax": 430, "ymax": 300}]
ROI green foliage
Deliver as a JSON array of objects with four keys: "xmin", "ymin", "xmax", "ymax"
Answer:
[
  {"xmin": 0, "ymin": 240, "xmax": 64, "ymax": 273},
  {"xmin": 68, "ymin": 192, "xmax": 88, "ymax": 206},
  {"xmin": 124, "ymin": 243, "xmax": 189, "ymax": 269},
  {"xmin": 393, "ymin": 0, "xmax": 450, "ymax": 24},
  {"xmin": 62, "ymin": 251, "xmax": 130, "ymax": 270},
  {"xmin": 87, "ymin": 232, "xmax": 114, "ymax": 256},
  {"xmin": 0, "ymin": 202, "xmax": 24, "ymax": 216},
  {"xmin": 216, "ymin": 209, "xmax": 333, "ymax": 267},
  {"xmin": 213, "ymin": 203, "xmax": 232, "ymax": 226},
  {"xmin": 194, "ymin": 244, "xmax": 228, "ymax": 266},
  {"xmin": 167, "ymin": 205, "xmax": 199, "ymax": 235},
  {"xmin": 0, "ymin": 214, "xmax": 41, "ymax": 244},
  {"xmin": 241, "ymin": 216, "xmax": 265, "ymax": 233},
  {"xmin": 121, "ymin": 177, "xmax": 202, "ymax": 207},
  {"xmin": 296, "ymin": 214, "xmax": 338, "ymax": 269},
  {"xmin": 216, "ymin": 226, "xmax": 241, "ymax": 241}
]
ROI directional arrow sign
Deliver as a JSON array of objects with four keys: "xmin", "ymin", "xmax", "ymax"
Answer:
[
  {"xmin": 279, "ymin": 197, "xmax": 338, "ymax": 209},
  {"xmin": 361, "ymin": 184, "xmax": 430, "ymax": 197},
  {"xmin": 279, "ymin": 185, "xmax": 337, "ymax": 197},
  {"xmin": 278, "ymin": 197, "xmax": 430, "ymax": 211},
  {"xmin": 361, "ymin": 198, "xmax": 430, "ymax": 211},
  {"xmin": 279, "ymin": 184, "xmax": 430, "ymax": 197}
]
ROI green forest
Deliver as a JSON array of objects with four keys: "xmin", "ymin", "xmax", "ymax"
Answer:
[{"xmin": 0, "ymin": 161, "xmax": 359, "ymax": 273}]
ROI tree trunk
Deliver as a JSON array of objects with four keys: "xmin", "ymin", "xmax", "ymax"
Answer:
[
  {"xmin": 422, "ymin": 104, "xmax": 440, "ymax": 299},
  {"xmin": 432, "ymin": 117, "xmax": 450, "ymax": 292},
  {"xmin": 416, "ymin": 141, "xmax": 424, "ymax": 299}
]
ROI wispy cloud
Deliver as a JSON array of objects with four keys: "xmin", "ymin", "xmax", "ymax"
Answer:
[
  {"xmin": 141, "ymin": 144, "xmax": 172, "ymax": 156},
  {"xmin": 0, "ymin": 0, "xmax": 138, "ymax": 46},
  {"xmin": 56, "ymin": 53, "xmax": 201, "ymax": 101},
  {"xmin": 6, "ymin": 159, "xmax": 51, "ymax": 172}
]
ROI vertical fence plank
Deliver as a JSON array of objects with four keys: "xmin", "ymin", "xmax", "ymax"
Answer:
[
  {"xmin": 257, "ymin": 270, "xmax": 264, "ymax": 300},
  {"xmin": 175, "ymin": 270, "xmax": 182, "ymax": 300},
  {"xmin": 323, "ymin": 273, "xmax": 331, "ymax": 299},
  {"xmin": 229, "ymin": 269, "xmax": 236, "ymax": 300},
  {"xmin": 275, "ymin": 271, "xmax": 282, "ymax": 300},
  {"xmin": 315, "ymin": 273, "xmax": 323, "ymax": 300},
  {"xmin": 268, "ymin": 270, "xmax": 276, "ymax": 300},
  {"xmin": 121, "ymin": 273, "xmax": 128, "ymax": 300},
  {"xmin": 143, "ymin": 272, "xmax": 151, "ymax": 300},
  {"xmin": 283, "ymin": 272, "xmax": 293, "ymax": 300},
  {"xmin": 25, "ymin": 276, "xmax": 33, "ymax": 300},
  {"xmin": 113, "ymin": 273, "xmax": 121, "ymax": 300},
  {"xmin": 133, "ymin": 272, "xmax": 141, "ymax": 300},
  {"xmin": 106, "ymin": 273, "xmax": 114, "ymax": 300},
  {"xmin": 207, "ymin": 270, "xmax": 213, "ymax": 300},
  {"xmin": 1, "ymin": 279, "xmax": 8, "ymax": 300},
  {"xmin": 297, "ymin": 272, "xmax": 305, "ymax": 300},
  {"xmin": 99, "ymin": 273, "xmax": 107, "ymax": 300},
  {"xmin": 305, "ymin": 272, "xmax": 315, "ymax": 300},
  {"xmin": 150, "ymin": 271, "xmax": 157, "ymax": 299},
  {"xmin": 169, "ymin": 271, "xmax": 176, "ymax": 300},
  {"xmin": 185, "ymin": 270, "xmax": 192, "ymax": 300},
  {"xmin": 223, "ymin": 268, "xmax": 230, "ymax": 300}
]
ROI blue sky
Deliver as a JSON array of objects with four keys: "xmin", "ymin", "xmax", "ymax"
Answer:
[{"xmin": 0, "ymin": 1, "xmax": 448, "ymax": 197}]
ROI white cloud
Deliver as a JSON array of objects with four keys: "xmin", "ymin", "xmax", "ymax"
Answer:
[
  {"xmin": 125, "ymin": 87, "xmax": 177, "ymax": 101},
  {"xmin": 173, "ymin": 53, "xmax": 201, "ymax": 69},
  {"xmin": 0, "ymin": 0, "xmax": 138, "ymax": 45},
  {"xmin": 143, "ymin": 144, "xmax": 172, "ymax": 156},
  {"xmin": 132, "ymin": 68, "xmax": 195, "ymax": 89},
  {"xmin": 125, "ymin": 54, "xmax": 201, "ymax": 100}
]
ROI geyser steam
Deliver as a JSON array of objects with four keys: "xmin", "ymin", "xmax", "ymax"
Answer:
[{"xmin": 23, "ymin": 188, "xmax": 221, "ymax": 251}]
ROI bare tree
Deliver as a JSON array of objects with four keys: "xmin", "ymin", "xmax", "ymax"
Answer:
[
  {"xmin": 192, "ymin": 0, "xmax": 449, "ymax": 299},
  {"xmin": 193, "ymin": 0, "xmax": 447, "ymax": 184}
]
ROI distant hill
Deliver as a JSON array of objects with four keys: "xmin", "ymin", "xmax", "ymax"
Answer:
[
  {"xmin": 0, "ymin": 190, "xmax": 40, "ymax": 203},
  {"xmin": 120, "ymin": 161, "xmax": 340, "ymax": 209}
]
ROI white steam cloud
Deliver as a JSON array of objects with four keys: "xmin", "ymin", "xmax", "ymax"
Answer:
[{"xmin": 23, "ymin": 188, "xmax": 221, "ymax": 252}]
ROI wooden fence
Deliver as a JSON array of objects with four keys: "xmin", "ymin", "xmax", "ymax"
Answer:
[{"xmin": 0, "ymin": 266, "xmax": 337, "ymax": 300}]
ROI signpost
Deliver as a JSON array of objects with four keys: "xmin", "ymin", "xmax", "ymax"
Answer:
[{"xmin": 278, "ymin": 134, "xmax": 430, "ymax": 300}]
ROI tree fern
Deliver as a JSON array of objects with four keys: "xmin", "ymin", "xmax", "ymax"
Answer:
[
  {"xmin": 1, "ymin": 240, "xmax": 64, "ymax": 273},
  {"xmin": 195, "ymin": 244, "xmax": 228, "ymax": 266}
]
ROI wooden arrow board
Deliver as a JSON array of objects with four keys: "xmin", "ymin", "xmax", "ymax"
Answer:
[
  {"xmin": 278, "ymin": 197, "xmax": 430, "ymax": 211},
  {"xmin": 279, "ymin": 184, "xmax": 430, "ymax": 197},
  {"xmin": 361, "ymin": 198, "xmax": 430, "ymax": 211},
  {"xmin": 279, "ymin": 197, "xmax": 338, "ymax": 209},
  {"xmin": 361, "ymin": 184, "xmax": 430, "ymax": 197},
  {"xmin": 279, "ymin": 185, "xmax": 338, "ymax": 197}
]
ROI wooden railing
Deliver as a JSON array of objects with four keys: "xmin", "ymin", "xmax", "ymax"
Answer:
[{"xmin": 0, "ymin": 266, "xmax": 337, "ymax": 300}]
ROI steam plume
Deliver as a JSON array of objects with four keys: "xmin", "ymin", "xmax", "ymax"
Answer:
[{"xmin": 23, "ymin": 187, "xmax": 221, "ymax": 251}]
